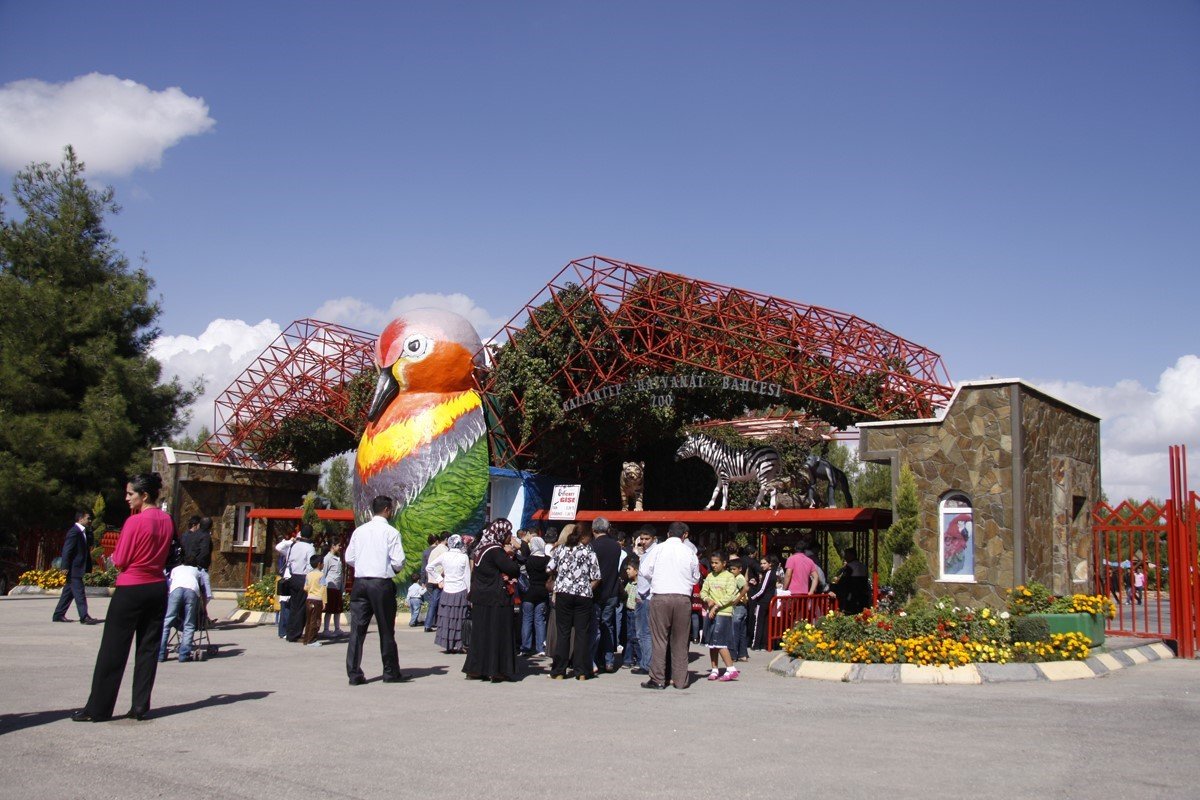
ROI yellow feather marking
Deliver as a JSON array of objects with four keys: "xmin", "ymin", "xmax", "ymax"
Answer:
[{"xmin": 357, "ymin": 391, "xmax": 481, "ymax": 478}]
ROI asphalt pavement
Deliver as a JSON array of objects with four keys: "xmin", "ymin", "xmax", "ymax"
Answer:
[{"xmin": 2, "ymin": 593, "xmax": 1199, "ymax": 799}]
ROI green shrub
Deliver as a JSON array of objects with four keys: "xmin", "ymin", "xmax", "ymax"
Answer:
[
  {"xmin": 1010, "ymin": 615, "xmax": 1050, "ymax": 644},
  {"xmin": 82, "ymin": 566, "xmax": 117, "ymax": 587}
]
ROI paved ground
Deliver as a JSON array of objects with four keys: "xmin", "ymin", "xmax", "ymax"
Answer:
[{"xmin": 3, "ymin": 594, "xmax": 1200, "ymax": 800}]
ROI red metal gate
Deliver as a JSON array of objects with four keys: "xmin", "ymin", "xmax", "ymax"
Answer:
[{"xmin": 1092, "ymin": 445, "xmax": 1199, "ymax": 657}]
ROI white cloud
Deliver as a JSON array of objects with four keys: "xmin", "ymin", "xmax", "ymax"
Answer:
[
  {"xmin": 0, "ymin": 73, "xmax": 215, "ymax": 175},
  {"xmin": 1036, "ymin": 355, "xmax": 1200, "ymax": 501},
  {"xmin": 151, "ymin": 319, "xmax": 282, "ymax": 434},
  {"xmin": 313, "ymin": 292, "xmax": 507, "ymax": 339}
]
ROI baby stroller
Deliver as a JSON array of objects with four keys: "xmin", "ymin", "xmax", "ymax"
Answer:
[{"xmin": 164, "ymin": 604, "xmax": 217, "ymax": 661}]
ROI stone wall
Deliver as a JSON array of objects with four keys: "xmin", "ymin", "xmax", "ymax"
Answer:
[
  {"xmin": 152, "ymin": 448, "xmax": 319, "ymax": 588},
  {"xmin": 1020, "ymin": 390, "xmax": 1101, "ymax": 595},
  {"xmin": 860, "ymin": 381, "xmax": 1100, "ymax": 608},
  {"xmin": 860, "ymin": 384, "xmax": 1016, "ymax": 607}
]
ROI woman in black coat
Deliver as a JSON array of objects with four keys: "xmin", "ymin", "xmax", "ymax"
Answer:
[
  {"xmin": 749, "ymin": 554, "xmax": 778, "ymax": 651},
  {"xmin": 463, "ymin": 519, "xmax": 521, "ymax": 682},
  {"xmin": 519, "ymin": 535, "xmax": 551, "ymax": 656}
]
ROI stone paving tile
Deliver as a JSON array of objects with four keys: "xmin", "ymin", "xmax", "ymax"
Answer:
[
  {"xmin": 1036, "ymin": 661, "xmax": 1097, "ymax": 681},
  {"xmin": 977, "ymin": 662, "xmax": 1043, "ymax": 683},
  {"xmin": 851, "ymin": 663, "xmax": 900, "ymax": 683},
  {"xmin": 1124, "ymin": 648, "xmax": 1150, "ymax": 665}
]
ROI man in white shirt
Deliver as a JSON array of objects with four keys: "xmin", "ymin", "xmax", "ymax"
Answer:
[
  {"xmin": 276, "ymin": 524, "xmax": 316, "ymax": 642},
  {"xmin": 157, "ymin": 563, "xmax": 212, "ymax": 662},
  {"xmin": 345, "ymin": 496, "xmax": 408, "ymax": 685},
  {"xmin": 640, "ymin": 521, "xmax": 699, "ymax": 690}
]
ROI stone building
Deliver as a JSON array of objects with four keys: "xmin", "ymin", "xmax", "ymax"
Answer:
[
  {"xmin": 858, "ymin": 380, "xmax": 1100, "ymax": 607},
  {"xmin": 151, "ymin": 447, "xmax": 319, "ymax": 588}
]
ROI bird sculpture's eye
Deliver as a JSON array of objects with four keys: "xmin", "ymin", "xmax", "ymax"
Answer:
[{"xmin": 402, "ymin": 334, "xmax": 432, "ymax": 360}]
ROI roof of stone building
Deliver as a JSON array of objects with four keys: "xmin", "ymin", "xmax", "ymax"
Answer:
[{"xmin": 857, "ymin": 378, "xmax": 1100, "ymax": 428}]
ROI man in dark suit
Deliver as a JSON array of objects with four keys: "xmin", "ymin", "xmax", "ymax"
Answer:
[{"xmin": 52, "ymin": 510, "xmax": 99, "ymax": 624}]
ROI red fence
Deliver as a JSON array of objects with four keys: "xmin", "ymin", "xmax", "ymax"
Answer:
[
  {"xmin": 766, "ymin": 593, "xmax": 838, "ymax": 651},
  {"xmin": 1093, "ymin": 445, "xmax": 1199, "ymax": 658}
]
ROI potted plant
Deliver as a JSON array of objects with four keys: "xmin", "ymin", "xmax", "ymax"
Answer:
[{"xmin": 1006, "ymin": 583, "xmax": 1114, "ymax": 647}]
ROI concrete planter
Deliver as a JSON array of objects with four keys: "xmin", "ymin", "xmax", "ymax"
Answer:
[
  {"xmin": 1032, "ymin": 612, "xmax": 1106, "ymax": 646},
  {"xmin": 7, "ymin": 585, "xmax": 48, "ymax": 596}
]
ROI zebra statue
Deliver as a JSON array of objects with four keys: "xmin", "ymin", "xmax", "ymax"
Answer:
[{"xmin": 675, "ymin": 433, "xmax": 783, "ymax": 510}]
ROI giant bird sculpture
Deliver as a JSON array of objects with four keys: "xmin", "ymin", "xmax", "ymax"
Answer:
[{"xmin": 354, "ymin": 309, "xmax": 489, "ymax": 580}]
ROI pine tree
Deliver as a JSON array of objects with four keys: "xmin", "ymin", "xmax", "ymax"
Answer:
[
  {"xmin": 0, "ymin": 147, "xmax": 193, "ymax": 535},
  {"xmin": 320, "ymin": 455, "xmax": 353, "ymax": 509},
  {"xmin": 883, "ymin": 464, "xmax": 926, "ymax": 603}
]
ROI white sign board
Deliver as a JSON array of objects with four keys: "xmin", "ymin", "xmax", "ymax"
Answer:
[{"xmin": 548, "ymin": 484, "xmax": 582, "ymax": 521}]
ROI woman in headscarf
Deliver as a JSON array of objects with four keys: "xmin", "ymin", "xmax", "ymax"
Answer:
[
  {"xmin": 431, "ymin": 534, "xmax": 471, "ymax": 654},
  {"xmin": 520, "ymin": 535, "xmax": 551, "ymax": 656},
  {"xmin": 462, "ymin": 519, "xmax": 521, "ymax": 681}
]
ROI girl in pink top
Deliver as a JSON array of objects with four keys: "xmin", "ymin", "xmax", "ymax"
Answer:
[{"xmin": 74, "ymin": 473, "xmax": 175, "ymax": 723}]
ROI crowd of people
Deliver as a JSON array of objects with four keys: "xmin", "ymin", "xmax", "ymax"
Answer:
[
  {"xmin": 65, "ymin": 477, "xmax": 874, "ymax": 722},
  {"xmin": 331, "ymin": 498, "xmax": 877, "ymax": 688}
]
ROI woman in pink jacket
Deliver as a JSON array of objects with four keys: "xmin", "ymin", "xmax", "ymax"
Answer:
[{"xmin": 73, "ymin": 473, "xmax": 175, "ymax": 722}]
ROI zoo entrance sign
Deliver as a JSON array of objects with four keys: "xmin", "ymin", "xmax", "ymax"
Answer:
[{"xmin": 561, "ymin": 373, "xmax": 783, "ymax": 412}]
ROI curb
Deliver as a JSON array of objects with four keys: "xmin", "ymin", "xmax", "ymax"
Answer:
[
  {"xmin": 226, "ymin": 609, "xmax": 351, "ymax": 625},
  {"xmin": 767, "ymin": 642, "xmax": 1174, "ymax": 683}
]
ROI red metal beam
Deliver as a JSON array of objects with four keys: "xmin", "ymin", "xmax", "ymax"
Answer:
[
  {"xmin": 247, "ymin": 508, "xmax": 357, "ymax": 522},
  {"xmin": 530, "ymin": 506, "xmax": 891, "ymax": 531}
]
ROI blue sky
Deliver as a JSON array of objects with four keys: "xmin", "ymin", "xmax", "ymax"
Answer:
[{"xmin": 1, "ymin": 1, "xmax": 1197, "ymax": 497}]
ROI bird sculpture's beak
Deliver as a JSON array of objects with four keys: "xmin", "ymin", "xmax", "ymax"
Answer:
[{"xmin": 366, "ymin": 367, "xmax": 400, "ymax": 423}]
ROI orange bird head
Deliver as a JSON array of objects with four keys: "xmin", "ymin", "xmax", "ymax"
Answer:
[{"xmin": 365, "ymin": 308, "xmax": 486, "ymax": 423}]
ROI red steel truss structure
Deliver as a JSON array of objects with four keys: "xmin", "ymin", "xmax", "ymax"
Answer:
[
  {"xmin": 204, "ymin": 256, "xmax": 953, "ymax": 468},
  {"xmin": 482, "ymin": 255, "xmax": 953, "ymax": 462},
  {"xmin": 205, "ymin": 318, "xmax": 377, "ymax": 466}
]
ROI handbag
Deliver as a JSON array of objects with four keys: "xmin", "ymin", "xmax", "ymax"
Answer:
[
  {"xmin": 461, "ymin": 607, "xmax": 473, "ymax": 652},
  {"xmin": 164, "ymin": 536, "xmax": 184, "ymax": 571}
]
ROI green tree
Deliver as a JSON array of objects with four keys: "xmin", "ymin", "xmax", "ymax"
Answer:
[
  {"xmin": 300, "ymin": 491, "xmax": 325, "ymax": 541},
  {"xmin": 883, "ymin": 465, "xmax": 926, "ymax": 603},
  {"xmin": 170, "ymin": 425, "xmax": 213, "ymax": 453},
  {"xmin": 320, "ymin": 454, "xmax": 353, "ymax": 509},
  {"xmin": 0, "ymin": 147, "xmax": 194, "ymax": 534}
]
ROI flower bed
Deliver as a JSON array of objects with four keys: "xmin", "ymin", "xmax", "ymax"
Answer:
[
  {"xmin": 238, "ymin": 574, "xmax": 279, "ymax": 612},
  {"xmin": 780, "ymin": 599, "xmax": 1094, "ymax": 667},
  {"xmin": 18, "ymin": 569, "xmax": 66, "ymax": 590}
]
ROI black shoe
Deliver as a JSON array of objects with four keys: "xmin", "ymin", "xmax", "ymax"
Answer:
[
  {"xmin": 381, "ymin": 674, "xmax": 411, "ymax": 683},
  {"xmin": 630, "ymin": 667, "xmax": 648, "ymax": 675},
  {"xmin": 71, "ymin": 710, "xmax": 93, "ymax": 722},
  {"xmin": 348, "ymin": 676, "xmax": 367, "ymax": 686},
  {"xmin": 128, "ymin": 710, "xmax": 148, "ymax": 721},
  {"xmin": 53, "ymin": 617, "xmax": 72, "ymax": 623},
  {"xmin": 640, "ymin": 680, "xmax": 666, "ymax": 690},
  {"xmin": 80, "ymin": 616, "xmax": 100, "ymax": 625}
]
